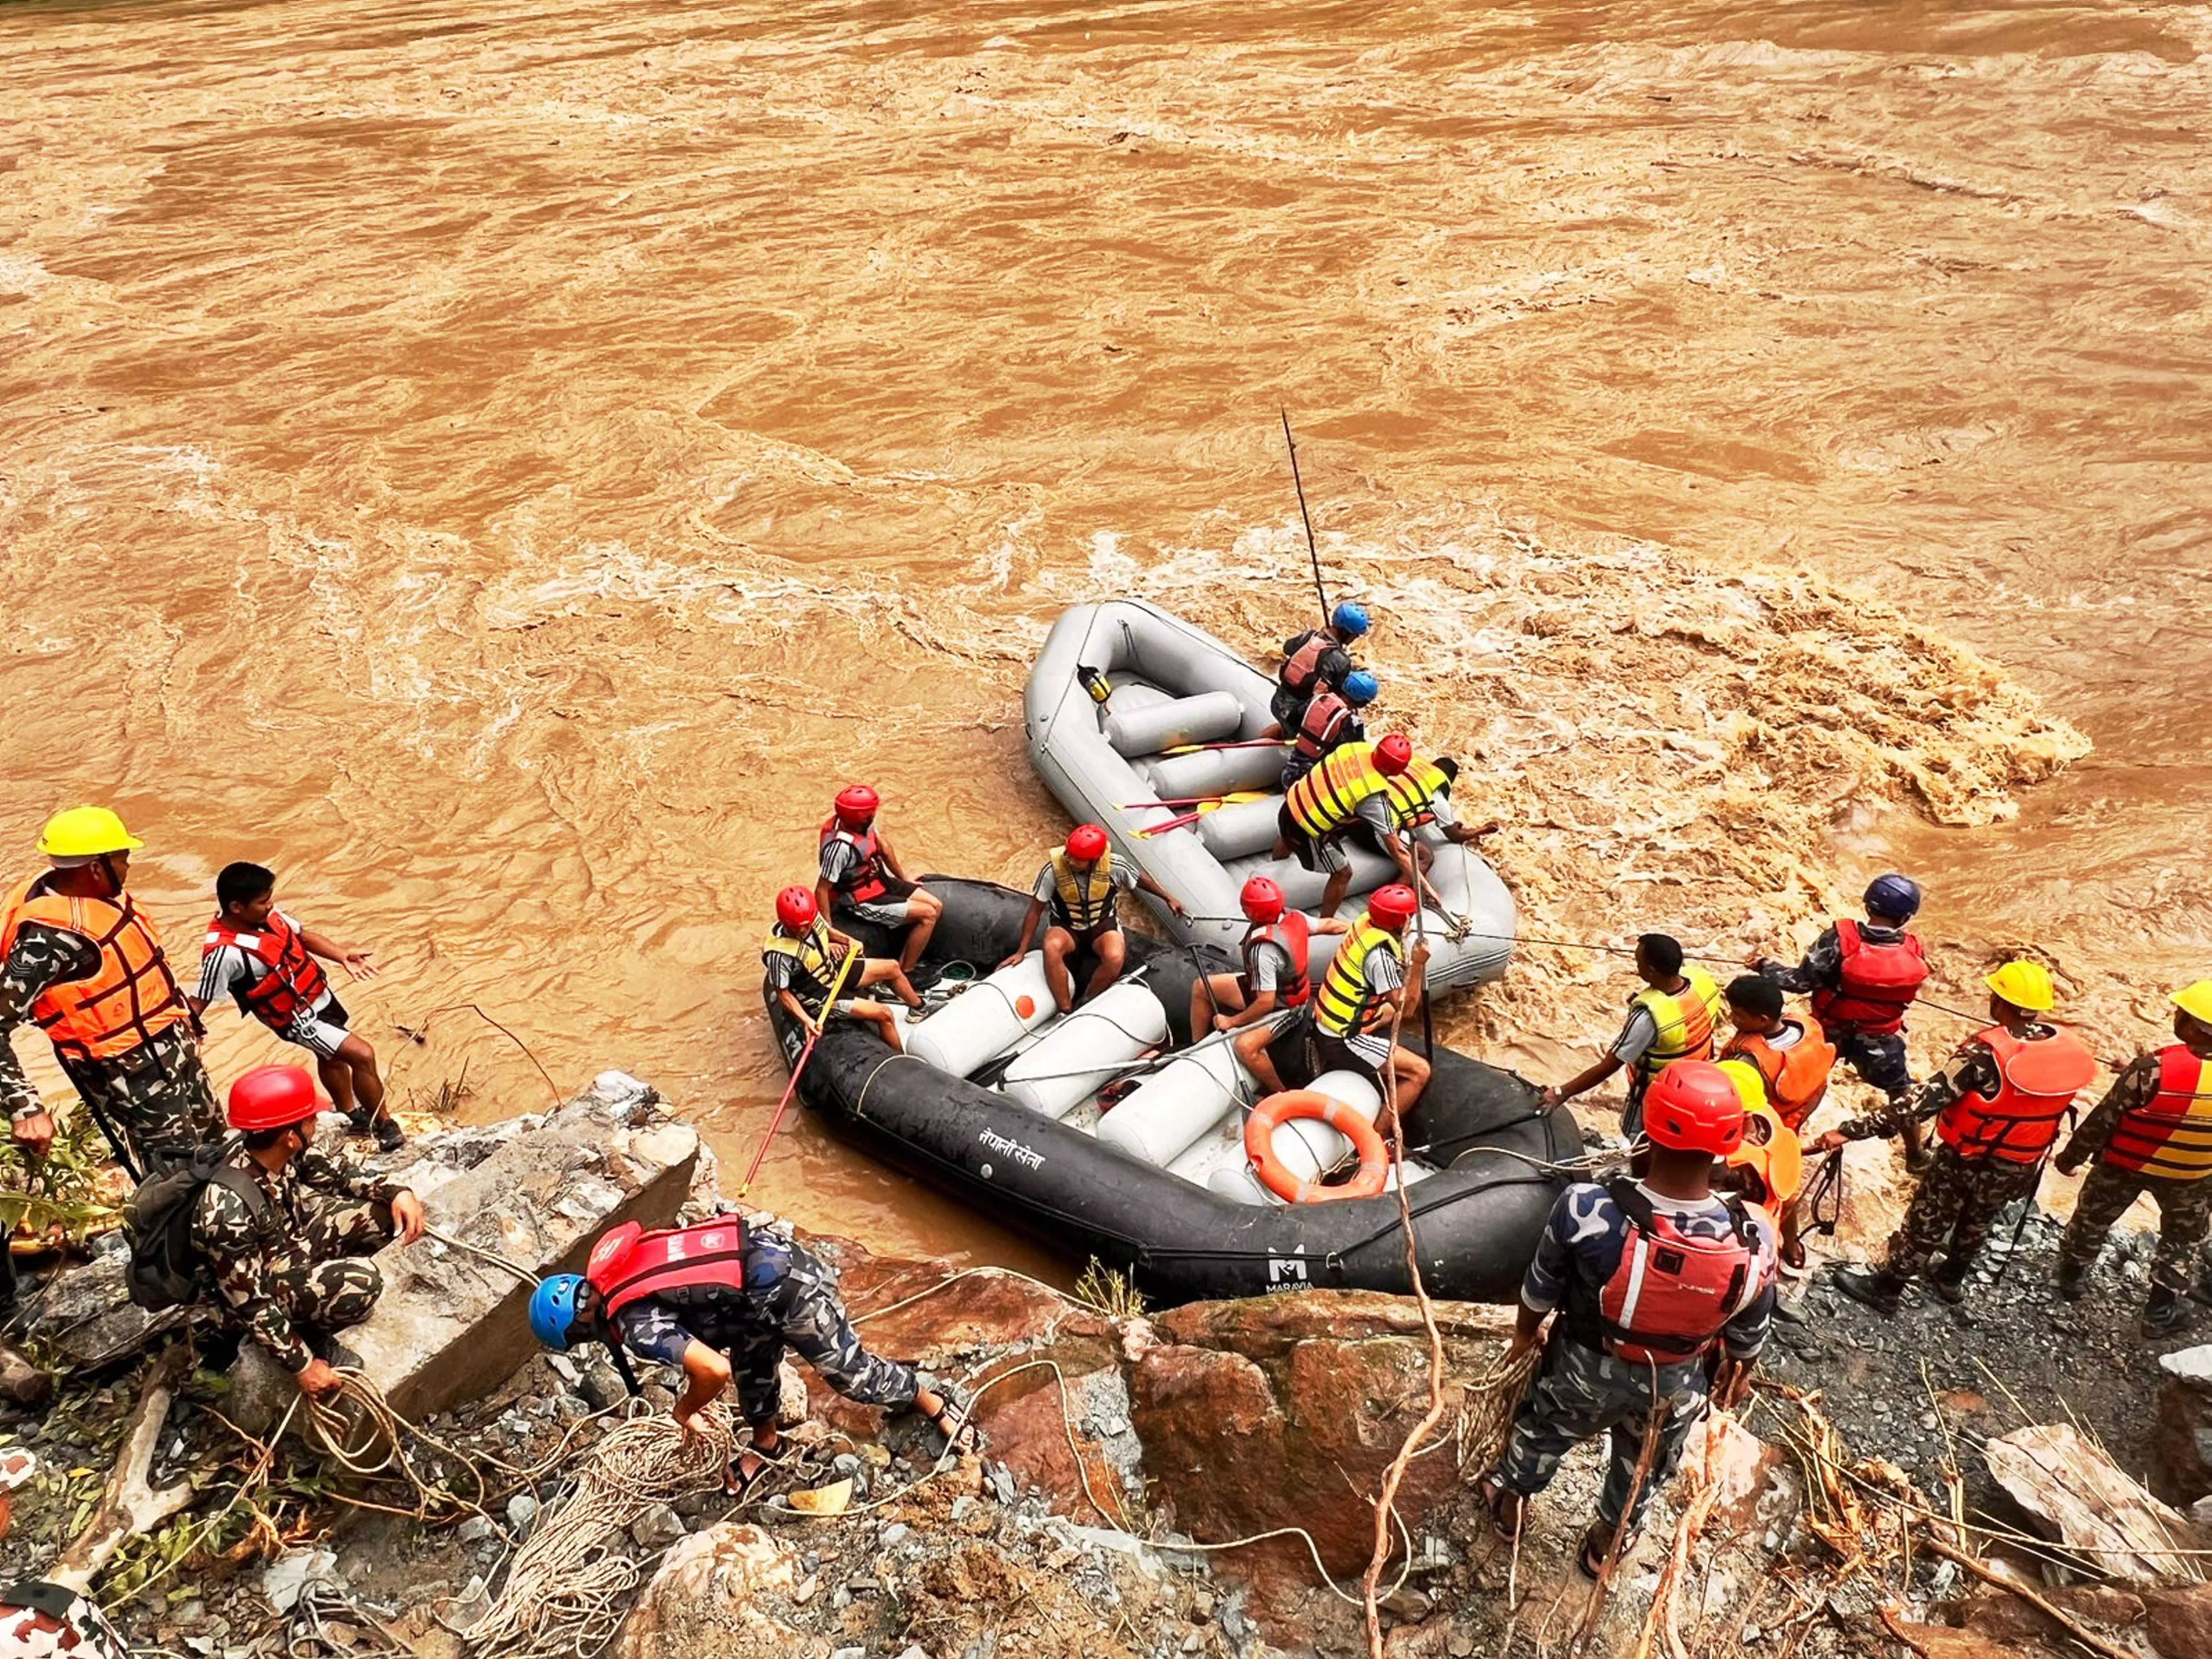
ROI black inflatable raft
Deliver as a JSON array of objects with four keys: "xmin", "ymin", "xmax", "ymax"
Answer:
[{"xmin": 765, "ymin": 877, "xmax": 1579, "ymax": 1306}]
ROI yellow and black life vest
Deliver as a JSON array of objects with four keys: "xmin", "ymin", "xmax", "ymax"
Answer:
[
  {"xmin": 1047, "ymin": 850, "xmax": 1118, "ymax": 935},
  {"xmin": 1630, "ymin": 966, "xmax": 1724, "ymax": 1079},
  {"xmin": 1313, "ymin": 918, "xmax": 1402, "ymax": 1040},
  {"xmin": 1285, "ymin": 744, "xmax": 1391, "ymax": 838},
  {"xmin": 761, "ymin": 919, "xmax": 851, "ymax": 1012},
  {"xmin": 1381, "ymin": 758, "xmax": 1449, "ymax": 830},
  {"xmin": 2104, "ymin": 1044, "xmax": 2212, "ymax": 1182}
]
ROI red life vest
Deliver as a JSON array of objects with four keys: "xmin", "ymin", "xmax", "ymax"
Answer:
[
  {"xmin": 2104, "ymin": 1044, "xmax": 2212, "ymax": 1182},
  {"xmin": 586, "ymin": 1218, "xmax": 755, "ymax": 1320},
  {"xmin": 1573, "ymin": 1181, "xmax": 1761, "ymax": 1365},
  {"xmin": 1280, "ymin": 629, "xmax": 1340, "ymax": 698},
  {"xmin": 1243, "ymin": 912, "xmax": 1313, "ymax": 1007},
  {"xmin": 818, "ymin": 817, "xmax": 894, "ymax": 904},
  {"xmin": 1809, "ymin": 919, "xmax": 1929, "ymax": 1037},
  {"xmin": 203, "ymin": 911, "xmax": 331, "ymax": 1032},
  {"xmin": 1291, "ymin": 690, "xmax": 1355, "ymax": 765},
  {"xmin": 1936, "ymin": 1024, "xmax": 2099, "ymax": 1165}
]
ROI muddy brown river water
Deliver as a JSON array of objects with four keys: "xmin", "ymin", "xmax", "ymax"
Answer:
[{"xmin": 2, "ymin": 0, "xmax": 2206, "ymax": 1271}]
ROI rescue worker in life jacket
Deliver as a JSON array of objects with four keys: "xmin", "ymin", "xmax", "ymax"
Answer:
[
  {"xmin": 1, "ymin": 807, "xmax": 220, "ymax": 1183},
  {"xmin": 1349, "ymin": 753, "xmax": 1502, "ymax": 912},
  {"xmin": 1001, "ymin": 825, "xmax": 1186, "ymax": 1016},
  {"xmin": 1268, "ymin": 600, "xmax": 1370, "ymax": 731},
  {"xmin": 814, "ymin": 785, "xmax": 942, "ymax": 975},
  {"xmin": 1482, "ymin": 1061, "xmax": 1775, "ymax": 1578},
  {"xmin": 1717, "ymin": 975, "xmax": 1835, "ymax": 1268},
  {"xmin": 528, "ymin": 1218, "xmax": 977, "ymax": 1494},
  {"xmin": 1186, "ymin": 875, "xmax": 1348, "ymax": 1089},
  {"xmin": 1753, "ymin": 873, "xmax": 1933, "ymax": 1170},
  {"xmin": 193, "ymin": 1065, "xmax": 426, "ymax": 1400},
  {"xmin": 1277, "ymin": 882, "xmax": 1430, "ymax": 1134},
  {"xmin": 1816, "ymin": 960, "xmax": 2099, "ymax": 1315},
  {"xmin": 1541, "ymin": 935, "xmax": 1725, "ymax": 1140},
  {"xmin": 1279, "ymin": 668, "xmax": 1377, "ymax": 790},
  {"xmin": 2053, "ymin": 980, "xmax": 2212, "ymax": 1335},
  {"xmin": 765, "ymin": 888, "xmax": 917, "ymax": 1052},
  {"xmin": 189, "ymin": 862, "xmax": 401, "ymax": 1151},
  {"xmin": 1274, "ymin": 734, "xmax": 1416, "ymax": 923}
]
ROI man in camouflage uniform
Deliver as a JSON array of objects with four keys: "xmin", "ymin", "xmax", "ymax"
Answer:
[
  {"xmin": 194, "ymin": 1065, "xmax": 425, "ymax": 1399},
  {"xmin": 1816, "ymin": 962, "xmax": 2098, "ymax": 1315},
  {"xmin": 2053, "ymin": 982, "xmax": 2212, "ymax": 1335},
  {"xmin": 529, "ymin": 1225, "xmax": 976, "ymax": 1490},
  {"xmin": 4, "ymin": 807, "xmax": 221, "ymax": 1183}
]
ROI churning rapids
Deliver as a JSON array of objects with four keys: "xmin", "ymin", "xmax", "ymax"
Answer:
[{"xmin": 1, "ymin": 0, "xmax": 2206, "ymax": 1269}]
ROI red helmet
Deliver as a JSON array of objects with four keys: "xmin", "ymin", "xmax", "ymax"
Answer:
[
  {"xmin": 1374, "ymin": 734, "xmax": 1413, "ymax": 776},
  {"xmin": 1066, "ymin": 824, "xmax": 1109, "ymax": 862},
  {"xmin": 834, "ymin": 785, "xmax": 879, "ymax": 828},
  {"xmin": 1641, "ymin": 1061, "xmax": 1747, "ymax": 1157},
  {"xmin": 228, "ymin": 1064, "xmax": 318, "ymax": 1132},
  {"xmin": 775, "ymin": 886, "xmax": 818, "ymax": 931},
  {"xmin": 1240, "ymin": 875, "xmax": 1285, "ymax": 924},
  {"xmin": 1368, "ymin": 884, "xmax": 1418, "ymax": 928}
]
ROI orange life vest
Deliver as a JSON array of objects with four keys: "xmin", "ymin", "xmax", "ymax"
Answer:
[
  {"xmin": 203, "ymin": 910, "xmax": 331, "ymax": 1032},
  {"xmin": 1569, "ymin": 1180, "xmax": 1762, "ymax": 1364},
  {"xmin": 2104, "ymin": 1044, "xmax": 2212, "ymax": 1182},
  {"xmin": 1936, "ymin": 1024, "xmax": 2099, "ymax": 1165},
  {"xmin": 1290, "ymin": 690, "xmax": 1356, "ymax": 767},
  {"xmin": 818, "ymin": 816, "xmax": 894, "ymax": 904},
  {"xmin": 1, "ymin": 877, "xmax": 190, "ymax": 1064},
  {"xmin": 1242, "ymin": 912, "xmax": 1312, "ymax": 1007},
  {"xmin": 1719, "ymin": 1020, "xmax": 1837, "ymax": 1132},
  {"xmin": 1810, "ymin": 919, "xmax": 1928, "ymax": 1037}
]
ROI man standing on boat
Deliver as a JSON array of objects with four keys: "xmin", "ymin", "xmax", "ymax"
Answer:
[
  {"xmin": 1273, "ymin": 734, "xmax": 1415, "ymax": 922},
  {"xmin": 1000, "ymin": 825, "xmax": 1185, "ymax": 1015},
  {"xmin": 1279, "ymin": 668, "xmax": 1376, "ymax": 790},
  {"xmin": 1541, "ymin": 934, "xmax": 1724, "ymax": 1138},
  {"xmin": 1269, "ymin": 600, "xmax": 1370, "ymax": 730},
  {"xmin": 815, "ymin": 785, "xmax": 942, "ymax": 976},
  {"xmin": 1353, "ymin": 752, "xmax": 1502, "ymax": 911}
]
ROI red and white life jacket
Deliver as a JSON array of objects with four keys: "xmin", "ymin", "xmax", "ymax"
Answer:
[
  {"xmin": 1809, "ymin": 919, "xmax": 1929, "ymax": 1037},
  {"xmin": 1291, "ymin": 690, "xmax": 1356, "ymax": 766},
  {"xmin": 1243, "ymin": 912, "xmax": 1313, "ymax": 1008},
  {"xmin": 1571, "ymin": 1181, "xmax": 1761, "ymax": 1365},
  {"xmin": 1280, "ymin": 629, "xmax": 1339, "ymax": 699},
  {"xmin": 586, "ymin": 1218, "xmax": 756, "ymax": 1320},
  {"xmin": 819, "ymin": 817, "xmax": 893, "ymax": 904},
  {"xmin": 203, "ymin": 910, "xmax": 331, "ymax": 1032},
  {"xmin": 1936, "ymin": 1024, "xmax": 2099, "ymax": 1165}
]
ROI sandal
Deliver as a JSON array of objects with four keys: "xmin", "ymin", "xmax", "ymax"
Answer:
[
  {"xmin": 726, "ymin": 1446, "xmax": 783, "ymax": 1499},
  {"xmin": 924, "ymin": 1397, "xmax": 984, "ymax": 1457},
  {"xmin": 1478, "ymin": 1473, "xmax": 1523, "ymax": 1542},
  {"xmin": 1575, "ymin": 1524, "xmax": 1615, "ymax": 1581}
]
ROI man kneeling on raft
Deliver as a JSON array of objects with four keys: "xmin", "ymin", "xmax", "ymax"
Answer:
[
  {"xmin": 531, "ymin": 1218, "xmax": 977, "ymax": 1494},
  {"xmin": 764, "ymin": 887, "xmax": 918, "ymax": 1052},
  {"xmin": 1002, "ymin": 824, "xmax": 1185, "ymax": 1015},
  {"xmin": 1185, "ymin": 875, "xmax": 1347, "ymax": 1076}
]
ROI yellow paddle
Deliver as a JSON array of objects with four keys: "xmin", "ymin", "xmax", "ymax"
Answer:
[{"xmin": 1135, "ymin": 791, "xmax": 1270, "ymax": 836}]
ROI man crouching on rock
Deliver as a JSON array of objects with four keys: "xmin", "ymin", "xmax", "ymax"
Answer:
[
  {"xmin": 1479, "ymin": 1061, "xmax": 1775, "ymax": 1579},
  {"xmin": 529, "ymin": 1218, "xmax": 977, "ymax": 1494},
  {"xmin": 194, "ymin": 1065, "xmax": 427, "ymax": 1399}
]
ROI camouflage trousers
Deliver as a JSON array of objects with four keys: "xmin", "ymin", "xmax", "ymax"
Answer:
[
  {"xmin": 59, "ymin": 1024, "xmax": 221, "ymax": 1180},
  {"xmin": 2058, "ymin": 1162, "xmax": 2212, "ymax": 1296},
  {"xmin": 1496, "ymin": 1335, "xmax": 1710, "ymax": 1538},
  {"xmin": 734, "ymin": 1246, "xmax": 919, "ymax": 1426},
  {"xmin": 261, "ymin": 1196, "xmax": 393, "ymax": 1344},
  {"xmin": 1880, "ymin": 1145, "xmax": 2038, "ymax": 1283}
]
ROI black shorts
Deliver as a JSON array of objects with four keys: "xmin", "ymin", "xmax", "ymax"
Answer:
[
  {"xmin": 1276, "ymin": 804, "xmax": 1349, "ymax": 875},
  {"xmin": 1307, "ymin": 1030, "xmax": 1383, "ymax": 1084}
]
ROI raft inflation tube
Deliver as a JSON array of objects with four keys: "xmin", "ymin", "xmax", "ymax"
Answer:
[
  {"xmin": 776, "ymin": 877, "xmax": 1579, "ymax": 1306},
  {"xmin": 1022, "ymin": 599, "xmax": 1517, "ymax": 991}
]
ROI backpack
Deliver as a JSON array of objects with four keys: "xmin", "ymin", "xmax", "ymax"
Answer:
[{"xmin": 124, "ymin": 1142, "xmax": 278, "ymax": 1312}]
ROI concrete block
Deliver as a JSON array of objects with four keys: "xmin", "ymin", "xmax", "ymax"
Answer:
[{"xmin": 239, "ymin": 1073, "xmax": 697, "ymax": 1431}]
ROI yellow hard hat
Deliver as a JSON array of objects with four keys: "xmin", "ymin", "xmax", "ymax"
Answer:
[
  {"xmin": 36, "ymin": 806, "xmax": 144, "ymax": 860},
  {"xmin": 2172, "ymin": 981, "xmax": 2212, "ymax": 1027},
  {"xmin": 1984, "ymin": 959, "xmax": 2056, "ymax": 1014}
]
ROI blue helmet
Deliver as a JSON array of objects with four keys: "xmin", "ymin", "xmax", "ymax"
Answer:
[
  {"xmin": 1341, "ymin": 669, "xmax": 1379, "ymax": 706},
  {"xmin": 1331, "ymin": 600, "xmax": 1370, "ymax": 638},
  {"xmin": 529, "ymin": 1273, "xmax": 589, "ymax": 1351},
  {"xmin": 1863, "ymin": 873, "xmax": 1922, "ymax": 922}
]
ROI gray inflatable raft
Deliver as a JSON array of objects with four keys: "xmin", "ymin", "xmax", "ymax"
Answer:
[{"xmin": 1023, "ymin": 600, "xmax": 1515, "ymax": 989}]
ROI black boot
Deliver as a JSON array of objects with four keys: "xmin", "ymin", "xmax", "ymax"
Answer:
[
  {"xmin": 2143, "ymin": 1287, "xmax": 2194, "ymax": 1338},
  {"xmin": 2054, "ymin": 1258, "xmax": 2088, "ymax": 1301},
  {"xmin": 1927, "ymin": 1263, "xmax": 1970, "ymax": 1306},
  {"xmin": 1835, "ymin": 1266, "xmax": 1906, "ymax": 1316}
]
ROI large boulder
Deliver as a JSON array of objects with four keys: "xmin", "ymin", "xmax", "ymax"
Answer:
[
  {"xmin": 2153, "ymin": 1345, "xmax": 2212, "ymax": 1507},
  {"xmin": 610, "ymin": 1522, "xmax": 809, "ymax": 1659},
  {"xmin": 236, "ymin": 1072, "xmax": 698, "ymax": 1433},
  {"xmin": 1131, "ymin": 1291, "xmax": 1517, "ymax": 1600}
]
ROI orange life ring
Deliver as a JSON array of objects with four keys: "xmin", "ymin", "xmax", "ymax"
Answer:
[{"xmin": 1244, "ymin": 1089, "xmax": 1391, "ymax": 1204}]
